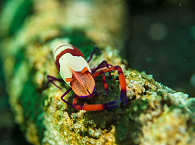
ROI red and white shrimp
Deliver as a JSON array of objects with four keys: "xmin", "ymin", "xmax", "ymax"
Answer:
[{"xmin": 47, "ymin": 43, "xmax": 127, "ymax": 111}]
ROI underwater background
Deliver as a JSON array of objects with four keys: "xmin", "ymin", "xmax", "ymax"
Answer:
[
  {"xmin": 124, "ymin": 0, "xmax": 195, "ymax": 97},
  {"xmin": 0, "ymin": 0, "xmax": 194, "ymax": 144}
]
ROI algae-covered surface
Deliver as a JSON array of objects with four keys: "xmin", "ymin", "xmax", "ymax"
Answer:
[{"xmin": 0, "ymin": 0, "xmax": 194, "ymax": 145}]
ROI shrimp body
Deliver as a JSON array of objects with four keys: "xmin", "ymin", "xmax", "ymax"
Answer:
[
  {"xmin": 48, "ymin": 43, "xmax": 128, "ymax": 111},
  {"xmin": 53, "ymin": 43, "xmax": 95, "ymax": 97}
]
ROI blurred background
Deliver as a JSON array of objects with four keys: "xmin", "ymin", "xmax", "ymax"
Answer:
[
  {"xmin": 124, "ymin": 0, "xmax": 195, "ymax": 97},
  {"xmin": 0, "ymin": 0, "xmax": 194, "ymax": 144}
]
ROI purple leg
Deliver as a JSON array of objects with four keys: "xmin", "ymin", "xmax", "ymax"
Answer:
[
  {"xmin": 87, "ymin": 47, "xmax": 99, "ymax": 63},
  {"xmin": 91, "ymin": 60, "xmax": 115, "ymax": 95},
  {"xmin": 60, "ymin": 88, "xmax": 74, "ymax": 107},
  {"xmin": 91, "ymin": 60, "xmax": 113, "ymax": 79},
  {"xmin": 104, "ymin": 101, "xmax": 119, "ymax": 110},
  {"xmin": 47, "ymin": 75, "xmax": 64, "ymax": 89},
  {"xmin": 92, "ymin": 65, "xmax": 127, "ymax": 106}
]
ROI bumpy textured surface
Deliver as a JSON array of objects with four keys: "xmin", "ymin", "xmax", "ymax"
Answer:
[{"xmin": 0, "ymin": 0, "xmax": 194, "ymax": 145}]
